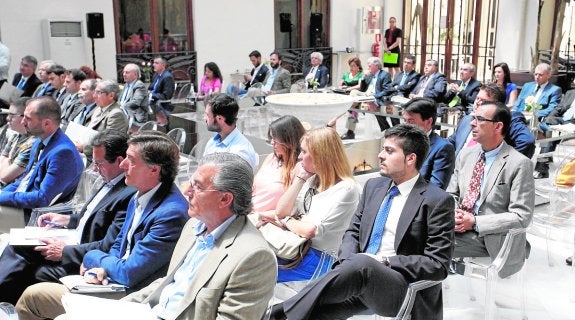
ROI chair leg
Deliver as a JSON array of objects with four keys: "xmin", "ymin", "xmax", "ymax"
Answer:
[{"xmin": 484, "ymin": 269, "xmax": 497, "ymax": 320}]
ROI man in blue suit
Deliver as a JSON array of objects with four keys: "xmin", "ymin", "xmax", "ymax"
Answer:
[
  {"xmin": 512, "ymin": 63, "xmax": 562, "ymax": 119},
  {"xmin": 409, "ymin": 59, "xmax": 447, "ymax": 103},
  {"xmin": 148, "ymin": 56, "xmax": 175, "ymax": 126},
  {"xmin": 244, "ymin": 50, "xmax": 269, "ymax": 90},
  {"xmin": 16, "ymin": 131, "xmax": 190, "ymax": 320},
  {"xmin": 303, "ymin": 51, "xmax": 329, "ymax": 88},
  {"xmin": 449, "ymin": 84, "xmax": 535, "ymax": 159},
  {"xmin": 443, "ymin": 63, "xmax": 481, "ymax": 114},
  {"xmin": 402, "ymin": 98, "xmax": 454, "ymax": 189},
  {"xmin": 0, "ymin": 96, "xmax": 84, "ymax": 232},
  {"xmin": 382, "ymin": 54, "xmax": 421, "ymax": 98}
]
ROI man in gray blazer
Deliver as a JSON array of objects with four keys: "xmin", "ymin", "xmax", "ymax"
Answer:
[
  {"xmin": 119, "ymin": 63, "xmax": 150, "ymax": 131},
  {"xmin": 447, "ymin": 101, "xmax": 534, "ymax": 277},
  {"xmin": 246, "ymin": 51, "xmax": 291, "ymax": 99},
  {"xmin": 124, "ymin": 152, "xmax": 276, "ymax": 319}
]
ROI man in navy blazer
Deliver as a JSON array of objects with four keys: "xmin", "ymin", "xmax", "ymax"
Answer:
[
  {"xmin": 0, "ymin": 129, "xmax": 136, "ymax": 304},
  {"xmin": 32, "ymin": 60, "xmax": 56, "ymax": 98},
  {"xmin": 148, "ymin": 56, "xmax": 175, "ymax": 126},
  {"xmin": 512, "ymin": 63, "xmax": 562, "ymax": 118},
  {"xmin": 402, "ymin": 98, "xmax": 454, "ymax": 189},
  {"xmin": 383, "ymin": 54, "xmax": 421, "ymax": 98},
  {"xmin": 443, "ymin": 63, "xmax": 481, "ymax": 113},
  {"xmin": 409, "ymin": 59, "xmax": 447, "ymax": 103},
  {"xmin": 303, "ymin": 51, "xmax": 329, "ymax": 88},
  {"xmin": 0, "ymin": 96, "xmax": 84, "ymax": 232},
  {"xmin": 268, "ymin": 124, "xmax": 454, "ymax": 320},
  {"xmin": 11, "ymin": 56, "xmax": 42, "ymax": 97},
  {"xmin": 15, "ymin": 131, "xmax": 190, "ymax": 320},
  {"xmin": 244, "ymin": 50, "xmax": 269, "ymax": 90},
  {"xmin": 449, "ymin": 84, "xmax": 535, "ymax": 159}
]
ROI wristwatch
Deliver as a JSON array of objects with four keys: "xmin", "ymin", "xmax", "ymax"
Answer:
[{"xmin": 381, "ymin": 256, "xmax": 391, "ymax": 267}]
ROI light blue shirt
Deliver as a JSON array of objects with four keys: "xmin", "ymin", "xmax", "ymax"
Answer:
[
  {"xmin": 153, "ymin": 215, "xmax": 237, "ymax": 320},
  {"xmin": 263, "ymin": 67, "xmax": 277, "ymax": 91},
  {"xmin": 472, "ymin": 142, "xmax": 504, "ymax": 214},
  {"xmin": 203, "ymin": 127, "xmax": 258, "ymax": 170}
]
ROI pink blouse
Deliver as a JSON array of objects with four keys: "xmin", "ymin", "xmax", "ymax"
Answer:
[
  {"xmin": 199, "ymin": 75, "xmax": 222, "ymax": 95},
  {"xmin": 252, "ymin": 155, "xmax": 292, "ymax": 213}
]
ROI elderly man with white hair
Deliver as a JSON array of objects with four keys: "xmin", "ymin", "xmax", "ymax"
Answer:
[
  {"xmin": 119, "ymin": 63, "xmax": 150, "ymax": 131},
  {"xmin": 302, "ymin": 51, "xmax": 329, "ymax": 88}
]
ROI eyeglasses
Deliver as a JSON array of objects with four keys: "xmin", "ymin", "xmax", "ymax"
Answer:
[
  {"xmin": 303, "ymin": 187, "xmax": 318, "ymax": 213},
  {"xmin": 92, "ymin": 160, "xmax": 108, "ymax": 170},
  {"xmin": 187, "ymin": 181, "xmax": 220, "ymax": 194},
  {"xmin": 94, "ymin": 90, "xmax": 108, "ymax": 95},
  {"xmin": 6, "ymin": 112, "xmax": 23, "ymax": 119},
  {"xmin": 472, "ymin": 115, "xmax": 498, "ymax": 123}
]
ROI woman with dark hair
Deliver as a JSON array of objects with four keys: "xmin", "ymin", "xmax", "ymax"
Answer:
[
  {"xmin": 492, "ymin": 62, "xmax": 518, "ymax": 106},
  {"xmin": 251, "ymin": 115, "xmax": 306, "ymax": 214},
  {"xmin": 199, "ymin": 62, "xmax": 223, "ymax": 95},
  {"xmin": 340, "ymin": 57, "xmax": 363, "ymax": 91}
]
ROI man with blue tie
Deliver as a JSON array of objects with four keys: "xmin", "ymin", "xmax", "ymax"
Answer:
[
  {"xmin": 266, "ymin": 124, "xmax": 455, "ymax": 320},
  {"xmin": 11, "ymin": 56, "xmax": 42, "ymax": 97},
  {"xmin": 148, "ymin": 56, "xmax": 174, "ymax": 127},
  {"xmin": 32, "ymin": 60, "xmax": 56, "ymax": 98},
  {"xmin": 512, "ymin": 63, "xmax": 561, "ymax": 118},
  {"xmin": 69, "ymin": 79, "xmax": 98, "ymax": 126},
  {"xmin": 383, "ymin": 54, "xmax": 420, "ymax": 98},
  {"xmin": 46, "ymin": 64, "xmax": 68, "ymax": 106}
]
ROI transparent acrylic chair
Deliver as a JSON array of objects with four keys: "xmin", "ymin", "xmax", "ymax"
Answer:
[
  {"xmin": 0, "ymin": 302, "xmax": 18, "ymax": 320},
  {"xmin": 167, "ymin": 128, "xmax": 186, "ymax": 152},
  {"xmin": 451, "ymin": 228, "xmax": 529, "ymax": 320}
]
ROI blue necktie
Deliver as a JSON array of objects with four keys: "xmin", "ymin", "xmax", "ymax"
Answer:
[
  {"xmin": 17, "ymin": 78, "xmax": 26, "ymax": 90},
  {"xmin": 366, "ymin": 186, "xmax": 400, "ymax": 254}
]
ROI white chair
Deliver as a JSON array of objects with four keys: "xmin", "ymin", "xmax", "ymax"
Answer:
[
  {"xmin": 138, "ymin": 120, "xmax": 158, "ymax": 131},
  {"xmin": 451, "ymin": 228, "xmax": 529, "ymax": 320},
  {"xmin": 167, "ymin": 128, "xmax": 186, "ymax": 152}
]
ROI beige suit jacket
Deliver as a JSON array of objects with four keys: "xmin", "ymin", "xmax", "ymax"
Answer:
[
  {"xmin": 447, "ymin": 141, "xmax": 534, "ymax": 277},
  {"xmin": 124, "ymin": 215, "xmax": 277, "ymax": 320},
  {"xmin": 89, "ymin": 102, "xmax": 129, "ymax": 133}
]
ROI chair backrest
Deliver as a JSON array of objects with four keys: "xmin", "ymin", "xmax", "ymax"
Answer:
[
  {"xmin": 167, "ymin": 127, "xmax": 186, "ymax": 152},
  {"xmin": 491, "ymin": 228, "xmax": 528, "ymax": 275},
  {"xmin": 139, "ymin": 121, "xmax": 158, "ymax": 131},
  {"xmin": 553, "ymin": 150, "xmax": 575, "ymax": 187}
]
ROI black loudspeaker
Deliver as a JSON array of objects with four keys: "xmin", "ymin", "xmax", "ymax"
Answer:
[
  {"xmin": 310, "ymin": 13, "xmax": 323, "ymax": 47},
  {"xmin": 86, "ymin": 12, "xmax": 104, "ymax": 39},
  {"xmin": 280, "ymin": 13, "xmax": 292, "ymax": 33}
]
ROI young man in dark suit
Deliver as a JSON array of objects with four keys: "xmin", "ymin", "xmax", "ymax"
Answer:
[{"xmin": 267, "ymin": 124, "xmax": 455, "ymax": 320}]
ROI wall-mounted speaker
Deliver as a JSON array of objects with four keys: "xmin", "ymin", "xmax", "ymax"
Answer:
[{"xmin": 86, "ymin": 12, "xmax": 104, "ymax": 39}]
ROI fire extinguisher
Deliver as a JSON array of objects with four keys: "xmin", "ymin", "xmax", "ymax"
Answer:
[{"xmin": 372, "ymin": 33, "xmax": 381, "ymax": 57}]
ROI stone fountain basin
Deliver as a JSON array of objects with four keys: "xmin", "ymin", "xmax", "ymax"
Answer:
[{"xmin": 265, "ymin": 93, "xmax": 355, "ymax": 128}]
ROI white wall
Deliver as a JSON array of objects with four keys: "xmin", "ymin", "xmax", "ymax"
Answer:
[
  {"xmin": 192, "ymin": 0, "xmax": 275, "ymax": 87},
  {"xmin": 495, "ymin": 0, "xmax": 537, "ymax": 71},
  {"xmin": 0, "ymin": 0, "xmax": 116, "ymax": 80}
]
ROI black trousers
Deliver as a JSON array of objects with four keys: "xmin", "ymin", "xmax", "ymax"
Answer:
[{"xmin": 283, "ymin": 253, "xmax": 408, "ymax": 320}]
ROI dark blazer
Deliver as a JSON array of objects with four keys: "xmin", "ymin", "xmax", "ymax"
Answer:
[
  {"xmin": 544, "ymin": 89, "xmax": 575, "ymax": 124},
  {"xmin": 12, "ymin": 73, "xmax": 42, "ymax": 97},
  {"xmin": 82, "ymin": 183, "xmax": 189, "ymax": 291},
  {"xmin": 149, "ymin": 70, "xmax": 175, "ymax": 112},
  {"xmin": 285, "ymin": 176, "xmax": 454, "ymax": 320},
  {"xmin": 60, "ymin": 93, "xmax": 83, "ymax": 130},
  {"xmin": 32, "ymin": 82, "xmax": 56, "ymax": 98},
  {"xmin": 244, "ymin": 64, "xmax": 269, "ymax": 89},
  {"xmin": 410, "ymin": 72, "xmax": 447, "ymax": 102},
  {"xmin": 0, "ymin": 129, "xmax": 84, "ymax": 213},
  {"xmin": 384, "ymin": 70, "xmax": 420, "ymax": 97},
  {"xmin": 302, "ymin": 65, "xmax": 329, "ymax": 88},
  {"xmin": 69, "ymin": 102, "xmax": 97, "ymax": 127},
  {"xmin": 420, "ymin": 132, "xmax": 455, "ymax": 190},
  {"xmin": 443, "ymin": 78, "xmax": 481, "ymax": 112}
]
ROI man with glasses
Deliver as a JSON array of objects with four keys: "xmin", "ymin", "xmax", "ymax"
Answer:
[
  {"xmin": 448, "ymin": 84, "xmax": 535, "ymax": 158},
  {"xmin": 0, "ymin": 129, "xmax": 136, "ymax": 304},
  {"xmin": 16, "ymin": 131, "xmax": 189, "ymax": 320},
  {"xmin": 447, "ymin": 101, "xmax": 534, "ymax": 278},
  {"xmin": 383, "ymin": 54, "xmax": 420, "ymax": 98},
  {"xmin": 203, "ymin": 93, "xmax": 258, "ymax": 171},
  {"xmin": 0, "ymin": 97, "xmax": 35, "ymax": 186},
  {"xmin": 443, "ymin": 62, "xmax": 481, "ymax": 114}
]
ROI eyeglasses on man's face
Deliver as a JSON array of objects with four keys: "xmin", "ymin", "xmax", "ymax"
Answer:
[{"xmin": 472, "ymin": 114, "xmax": 498, "ymax": 123}]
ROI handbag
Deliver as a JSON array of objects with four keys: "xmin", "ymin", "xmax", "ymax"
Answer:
[
  {"xmin": 556, "ymin": 159, "xmax": 575, "ymax": 186},
  {"xmin": 258, "ymin": 221, "xmax": 309, "ymax": 260}
]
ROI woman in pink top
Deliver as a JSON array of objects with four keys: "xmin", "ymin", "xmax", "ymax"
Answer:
[
  {"xmin": 251, "ymin": 115, "xmax": 306, "ymax": 216},
  {"xmin": 199, "ymin": 62, "xmax": 223, "ymax": 96}
]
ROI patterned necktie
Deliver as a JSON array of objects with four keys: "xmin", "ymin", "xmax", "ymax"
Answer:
[
  {"xmin": 460, "ymin": 153, "xmax": 486, "ymax": 213},
  {"xmin": 416, "ymin": 77, "xmax": 429, "ymax": 96},
  {"xmin": 366, "ymin": 186, "xmax": 400, "ymax": 254},
  {"xmin": 449, "ymin": 82, "xmax": 467, "ymax": 107}
]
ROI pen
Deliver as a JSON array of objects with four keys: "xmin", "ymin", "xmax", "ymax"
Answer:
[
  {"xmin": 87, "ymin": 272, "xmax": 114, "ymax": 283},
  {"xmin": 41, "ymin": 220, "xmax": 66, "ymax": 228}
]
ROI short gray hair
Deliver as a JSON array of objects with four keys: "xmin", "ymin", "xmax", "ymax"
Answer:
[
  {"xmin": 124, "ymin": 63, "xmax": 141, "ymax": 79},
  {"xmin": 310, "ymin": 52, "xmax": 324, "ymax": 63},
  {"xmin": 97, "ymin": 80, "xmax": 121, "ymax": 101},
  {"xmin": 367, "ymin": 56, "xmax": 383, "ymax": 69},
  {"xmin": 198, "ymin": 152, "xmax": 253, "ymax": 216}
]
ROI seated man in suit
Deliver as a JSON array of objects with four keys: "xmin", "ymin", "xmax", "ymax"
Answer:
[
  {"xmin": 447, "ymin": 101, "xmax": 534, "ymax": 278},
  {"xmin": 246, "ymin": 51, "xmax": 291, "ymax": 99},
  {"xmin": 402, "ymin": 98, "xmax": 455, "ymax": 189},
  {"xmin": 0, "ymin": 97, "xmax": 35, "ymax": 186},
  {"xmin": 534, "ymin": 88, "xmax": 575, "ymax": 178},
  {"xmin": 442, "ymin": 62, "xmax": 481, "ymax": 114},
  {"xmin": 203, "ymin": 93, "xmax": 258, "ymax": 171},
  {"xmin": 303, "ymin": 51, "xmax": 329, "ymax": 88},
  {"xmin": 382, "ymin": 54, "xmax": 420, "ymax": 98},
  {"xmin": 46, "ymin": 64, "xmax": 68, "ymax": 106},
  {"xmin": 69, "ymin": 79, "xmax": 98, "ymax": 127},
  {"xmin": 11, "ymin": 55, "xmax": 42, "ymax": 97},
  {"xmin": 340, "ymin": 56, "xmax": 393, "ymax": 140},
  {"xmin": 148, "ymin": 56, "xmax": 175, "ymax": 127},
  {"xmin": 16, "ymin": 131, "xmax": 190, "ymax": 320},
  {"xmin": 32, "ymin": 60, "xmax": 56, "ymax": 98},
  {"xmin": 0, "ymin": 129, "xmax": 136, "ymax": 304},
  {"xmin": 119, "ymin": 64, "xmax": 150, "ymax": 131},
  {"xmin": 60, "ymin": 69, "xmax": 87, "ymax": 131},
  {"xmin": 448, "ymin": 84, "xmax": 535, "ymax": 159},
  {"xmin": 512, "ymin": 63, "xmax": 562, "ymax": 118},
  {"xmin": 409, "ymin": 59, "xmax": 447, "ymax": 103},
  {"xmin": 244, "ymin": 50, "xmax": 269, "ymax": 91},
  {"xmin": 267, "ymin": 124, "xmax": 455, "ymax": 320},
  {"xmin": 0, "ymin": 96, "xmax": 84, "ymax": 233}
]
